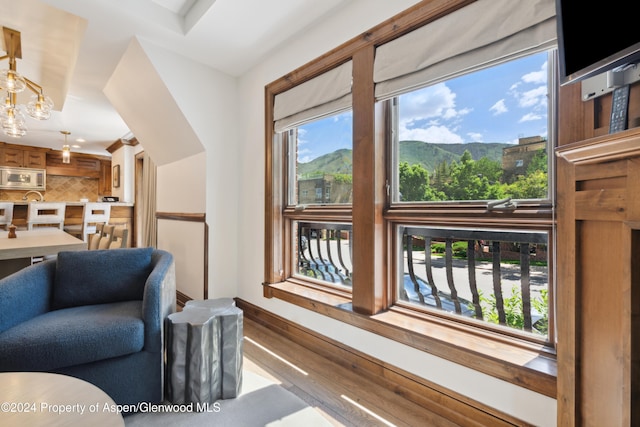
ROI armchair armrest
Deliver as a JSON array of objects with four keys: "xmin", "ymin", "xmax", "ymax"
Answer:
[
  {"xmin": 142, "ymin": 250, "xmax": 176, "ymax": 353},
  {"xmin": 0, "ymin": 260, "xmax": 56, "ymax": 334}
]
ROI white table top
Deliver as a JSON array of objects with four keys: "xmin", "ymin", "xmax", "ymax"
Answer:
[
  {"xmin": 0, "ymin": 372, "xmax": 124, "ymax": 426},
  {"xmin": 0, "ymin": 228, "xmax": 86, "ymax": 261}
]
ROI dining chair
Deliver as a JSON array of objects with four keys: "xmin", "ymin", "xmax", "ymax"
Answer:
[
  {"xmin": 0, "ymin": 202, "xmax": 14, "ymax": 230},
  {"xmin": 109, "ymin": 227, "xmax": 129, "ymax": 249},
  {"xmin": 27, "ymin": 202, "xmax": 66, "ymax": 230},
  {"xmin": 98, "ymin": 225, "xmax": 115, "ymax": 250},
  {"xmin": 64, "ymin": 202, "xmax": 111, "ymax": 242},
  {"xmin": 88, "ymin": 223, "xmax": 104, "ymax": 250}
]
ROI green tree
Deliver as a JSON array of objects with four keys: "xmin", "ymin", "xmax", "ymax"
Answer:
[
  {"xmin": 503, "ymin": 169, "xmax": 548, "ymax": 199},
  {"xmin": 502, "ymin": 150, "xmax": 548, "ymax": 199},
  {"xmin": 527, "ymin": 149, "xmax": 548, "ymax": 174},
  {"xmin": 399, "ymin": 161, "xmax": 444, "ymax": 201},
  {"xmin": 443, "ymin": 150, "xmax": 504, "ymax": 200}
]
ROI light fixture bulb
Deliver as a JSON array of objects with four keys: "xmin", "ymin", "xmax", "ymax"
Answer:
[
  {"xmin": 1, "ymin": 107, "xmax": 27, "ymax": 137},
  {"xmin": 26, "ymin": 94, "xmax": 53, "ymax": 120},
  {"xmin": 0, "ymin": 69, "xmax": 26, "ymax": 93},
  {"xmin": 61, "ymin": 130, "xmax": 71, "ymax": 163},
  {"xmin": 62, "ymin": 145, "xmax": 71, "ymax": 163}
]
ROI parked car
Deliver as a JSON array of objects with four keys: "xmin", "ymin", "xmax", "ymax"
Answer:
[
  {"xmin": 401, "ymin": 274, "xmax": 475, "ymax": 317},
  {"xmin": 401, "ymin": 274, "xmax": 545, "ymax": 330},
  {"xmin": 298, "ymin": 255, "xmax": 351, "ymax": 286}
]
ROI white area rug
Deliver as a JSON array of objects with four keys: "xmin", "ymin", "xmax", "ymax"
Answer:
[{"xmin": 125, "ymin": 371, "xmax": 332, "ymax": 427}]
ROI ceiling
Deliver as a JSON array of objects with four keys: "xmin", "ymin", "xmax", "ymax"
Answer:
[{"xmin": 0, "ymin": 0, "xmax": 352, "ymax": 155}]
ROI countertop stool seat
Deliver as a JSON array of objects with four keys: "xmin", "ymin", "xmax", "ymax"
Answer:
[
  {"xmin": 27, "ymin": 202, "xmax": 66, "ymax": 230},
  {"xmin": 166, "ymin": 298, "xmax": 243, "ymax": 406},
  {"xmin": 0, "ymin": 202, "xmax": 14, "ymax": 230},
  {"xmin": 26, "ymin": 202, "xmax": 67, "ymax": 262},
  {"xmin": 64, "ymin": 202, "xmax": 111, "ymax": 242}
]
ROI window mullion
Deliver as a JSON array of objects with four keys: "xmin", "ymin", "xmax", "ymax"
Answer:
[{"xmin": 352, "ymin": 45, "xmax": 386, "ymax": 315}]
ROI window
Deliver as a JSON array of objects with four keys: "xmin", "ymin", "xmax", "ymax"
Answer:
[
  {"xmin": 394, "ymin": 53, "xmax": 550, "ymax": 203},
  {"xmin": 291, "ymin": 111, "xmax": 353, "ymax": 207},
  {"xmin": 265, "ymin": 0, "xmax": 557, "ymax": 396},
  {"xmin": 287, "ymin": 111, "xmax": 354, "ymax": 289},
  {"xmin": 390, "ymin": 52, "xmax": 553, "ymax": 343}
]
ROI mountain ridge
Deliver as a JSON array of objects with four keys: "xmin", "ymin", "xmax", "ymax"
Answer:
[{"xmin": 297, "ymin": 141, "xmax": 511, "ymax": 176}]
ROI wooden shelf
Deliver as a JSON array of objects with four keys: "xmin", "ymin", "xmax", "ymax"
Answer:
[{"xmin": 556, "ymin": 126, "xmax": 640, "ymax": 165}]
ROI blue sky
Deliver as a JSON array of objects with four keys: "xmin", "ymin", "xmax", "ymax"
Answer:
[{"xmin": 297, "ymin": 51, "xmax": 549, "ymax": 164}]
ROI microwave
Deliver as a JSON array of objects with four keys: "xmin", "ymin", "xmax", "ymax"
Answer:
[{"xmin": 0, "ymin": 167, "xmax": 46, "ymax": 190}]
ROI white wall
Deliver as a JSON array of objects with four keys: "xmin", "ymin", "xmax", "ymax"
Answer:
[
  {"xmin": 234, "ymin": 1, "xmax": 557, "ymax": 426},
  {"xmin": 106, "ymin": 35, "xmax": 240, "ymax": 299},
  {"xmin": 136, "ymin": 38, "xmax": 241, "ymax": 299},
  {"xmin": 157, "ymin": 152, "xmax": 207, "ymax": 298},
  {"xmin": 109, "ymin": 144, "xmax": 136, "ymax": 203}
]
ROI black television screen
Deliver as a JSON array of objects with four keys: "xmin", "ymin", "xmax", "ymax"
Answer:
[{"xmin": 556, "ymin": 0, "xmax": 640, "ymax": 85}]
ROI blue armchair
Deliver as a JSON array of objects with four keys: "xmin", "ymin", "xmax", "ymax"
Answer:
[{"xmin": 0, "ymin": 248, "xmax": 176, "ymax": 409}]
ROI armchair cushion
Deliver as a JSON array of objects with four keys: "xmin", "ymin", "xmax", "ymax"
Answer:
[
  {"xmin": 0, "ymin": 300, "xmax": 144, "ymax": 371},
  {"xmin": 53, "ymin": 247, "xmax": 154, "ymax": 309}
]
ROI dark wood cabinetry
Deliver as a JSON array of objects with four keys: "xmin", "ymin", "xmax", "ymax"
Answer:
[
  {"xmin": 46, "ymin": 152, "xmax": 111, "ymax": 195},
  {"xmin": 99, "ymin": 160, "xmax": 112, "ymax": 195},
  {"xmin": 0, "ymin": 142, "xmax": 112, "ymax": 196},
  {"xmin": 46, "ymin": 152, "xmax": 101, "ymax": 177},
  {"xmin": 0, "ymin": 144, "xmax": 47, "ymax": 168},
  {"xmin": 556, "ymin": 82, "xmax": 640, "ymax": 426}
]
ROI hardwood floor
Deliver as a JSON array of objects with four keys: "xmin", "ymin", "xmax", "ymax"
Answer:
[{"xmin": 242, "ymin": 316, "xmax": 459, "ymax": 427}]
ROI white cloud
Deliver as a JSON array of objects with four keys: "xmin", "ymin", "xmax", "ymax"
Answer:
[
  {"xmin": 401, "ymin": 125, "xmax": 463, "ymax": 144},
  {"xmin": 490, "ymin": 99, "xmax": 508, "ymax": 115},
  {"xmin": 467, "ymin": 132, "xmax": 483, "ymax": 141},
  {"xmin": 297, "ymin": 146, "xmax": 314, "ymax": 163},
  {"xmin": 519, "ymin": 112, "xmax": 543, "ymax": 123},
  {"xmin": 296, "ymin": 128, "xmax": 308, "ymax": 145},
  {"xmin": 397, "ymin": 83, "xmax": 472, "ymax": 143},
  {"xmin": 510, "ymin": 61, "xmax": 548, "ymax": 111},
  {"xmin": 399, "ymin": 83, "xmax": 458, "ymax": 123},
  {"xmin": 522, "ymin": 61, "xmax": 548, "ymax": 84},
  {"xmin": 518, "ymin": 85, "xmax": 547, "ymax": 109}
]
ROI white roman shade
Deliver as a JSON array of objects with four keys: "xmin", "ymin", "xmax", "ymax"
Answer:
[
  {"xmin": 373, "ymin": 0, "xmax": 557, "ymax": 100},
  {"xmin": 273, "ymin": 60, "xmax": 352, "ymax": 132}
]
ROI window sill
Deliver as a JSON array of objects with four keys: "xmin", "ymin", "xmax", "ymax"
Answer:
[{"xmin": 264, "ymin": 280, "xmax": 557, "ymax": 398}]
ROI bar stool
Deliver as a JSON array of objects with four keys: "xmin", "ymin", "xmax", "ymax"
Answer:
[
  {"xmin": 0, "ymin": 202, "xmax": 14, "ymax": 230},
  {"xmin": 27, "ymin": 202, "xmax": 66, "ymax": 230},
  {"xmin": 64, "ymin": 202, "xmax": 111, "ymax": 242}
]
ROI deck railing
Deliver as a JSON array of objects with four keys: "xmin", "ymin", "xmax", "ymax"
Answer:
[
  {"xmin": 402, "ymin": 226, "xmax": 549, "ymax": 335},
  {"xmin": 295, "ymin": 222, "xmax": 549, "ymax": 336},
  {"xmin": 296, "ymin": 222, "xmax": 353, "ymax": 286}
]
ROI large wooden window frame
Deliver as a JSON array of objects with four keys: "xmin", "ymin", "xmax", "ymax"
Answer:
[{"xmin": 264, "ymin": 0, "xmax": 556, "ymax": 397}]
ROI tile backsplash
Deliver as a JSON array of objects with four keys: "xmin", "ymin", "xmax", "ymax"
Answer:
[{"xmin": 0, "ymin": 175, "xmax": 100, "ymax": 202}]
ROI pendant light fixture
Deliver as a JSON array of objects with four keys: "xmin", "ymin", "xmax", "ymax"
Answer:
[
  {"xmin": 0, "ymin": 27, "xmax": 54, "ymax": 138},
  {"xmin": 61, "ymin": 130, "xmax": 71, "ymax": 164}
]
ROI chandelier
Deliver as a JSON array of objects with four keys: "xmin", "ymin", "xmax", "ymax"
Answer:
[{"xmin": 0, "ymin": 27, "xmax": 54, "ymax": 138}]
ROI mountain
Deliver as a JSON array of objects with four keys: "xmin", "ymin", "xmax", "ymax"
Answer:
[
  {"xmin": 297, "ymin": 141, "xmax": 512, "ymax": 175},
  {"xmin": 298, "ymin": 148, "xmax": 353, "ymax": 177},
  {"xmin": 399, "ymin": 141, "xmax": 510, "ymax": 172}
]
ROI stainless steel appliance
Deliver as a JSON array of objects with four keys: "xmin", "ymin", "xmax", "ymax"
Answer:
[{"xmin": 0, "ymin": 167, "xmax": 46, "ymax": 190}]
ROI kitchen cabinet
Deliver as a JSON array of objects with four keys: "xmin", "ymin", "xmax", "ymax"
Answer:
[
  {"xmin": 46, "ymin": 152, "xmax": 112, "ymax": 196},
  {"xmin": 46, "ymin": 152, "xmax": 103, "ymax": 178},
  {"xmin": 0, "ymin": 146, "xmax": 47, "ymax": 168},
  {"xmin": 99, "ymin": 160, "xmax": 112, "ymax": 196}
]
